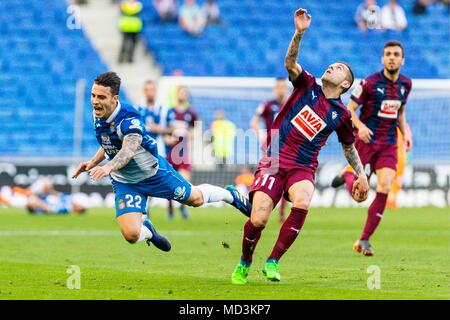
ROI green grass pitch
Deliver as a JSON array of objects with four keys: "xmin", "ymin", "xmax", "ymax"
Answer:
[{"xmin": 0, "ymin": 206, "xmax": 448, "ymax": 299}]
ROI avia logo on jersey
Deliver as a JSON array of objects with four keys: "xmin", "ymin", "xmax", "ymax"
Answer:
[
  {"xmin": 291, "ymin": 105, "xmax": 327, "ymax": 141},
  {"xmin": 378, "ymin": 100, "xmax": 402, "ymax": 119}
]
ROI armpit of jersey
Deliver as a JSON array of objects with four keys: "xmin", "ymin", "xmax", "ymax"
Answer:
[{"xmin": 290, "ymin": 69, "xmax": 316, "ymax": 90}]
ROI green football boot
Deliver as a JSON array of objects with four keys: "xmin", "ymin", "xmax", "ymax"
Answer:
[
  {"xmin": 231, "ymin": 260, "xmax": 251, "ymax": 285},
  {"xmin": 262, "ymin": 259, "xmax": 281, "ymax": 282}
]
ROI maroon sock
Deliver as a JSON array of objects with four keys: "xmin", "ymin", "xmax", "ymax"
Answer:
[
  {"xmin": 268, "ymin": 207, "xmax": 308, "ymax": 261},
  {"xmin": 343, "ymin": 171, "xmax": 357, "ymax": 195},
  {"xmin": 360, "ymin": 192, "xmax": 388, "ymax": 240},
  {"xmin": 241, "ymin": 220, "xmax": 264, "ymax": 263}
]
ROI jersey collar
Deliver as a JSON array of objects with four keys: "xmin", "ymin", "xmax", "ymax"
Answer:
[{"xmin": 106, "ymin": 101, "xmax": 122, "ymax": 123}]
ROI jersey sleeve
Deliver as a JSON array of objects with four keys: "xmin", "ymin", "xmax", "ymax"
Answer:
[
  {"xmin": 350, "ymin": 79, "xmax": 369, "ymax": 106},
  {"xmin": 336, "ymin": 111, "xmax": 355, "ymax": 145},
  {"xmin": 119, "ymin": 116, "xmax": 144, "ymax": 137},
  {"xmin": 289, "ymin": 69, "xmax": 316, "ymax": 90}
]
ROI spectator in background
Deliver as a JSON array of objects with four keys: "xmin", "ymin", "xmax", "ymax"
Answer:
[
  {"xmin": 152, "ymin": 0, "xmax": 178, "ymax": 22},
  {"xmin": 413, "ymin": 0, "xmax": 432, "ymax": 14},
  {"xmin": 202, "ymin": 0, "xmax": 223, "ymax": 25},
  {"xmin": 381, "ymin": 0, "xmax": 408, "ymax": 31},
  {"xmin": 211, "ymin": 110, "xmax": 236, "ymax": 167},
  {"xmin": 118, "ymin": 0, "xmax": 143, "ymax": 63},
  {"xmin": 179, "ymin": 0, "xmax": 207, "ymax": 36},
  {"xmin": 355, "ymin": 0, "xmax": 382, "ymax": 31}
]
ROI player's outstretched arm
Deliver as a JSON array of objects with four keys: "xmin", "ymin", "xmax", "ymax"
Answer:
[
  {"xmin": 341, "ymin": 143, "xmax": 369, "ymax": 202},
  {"xmin": 285, "ymin": 8, "xmax": 311, "ymax": 81},
  {"xmin": 71, "ymin": 147, "xmax": 106, "ymax": 179},
  {"xmin": 89, "ymin": 134, "xmax": 142, "ymax": 181}
]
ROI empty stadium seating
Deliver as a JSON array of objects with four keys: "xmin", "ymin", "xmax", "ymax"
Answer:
[
  {"xmin": 142, "ymin": 0, "xmax": 449, "ymax": 78},
  {"xmin": 0, "ymin": 0, "xmax": 448, "ymax": 162},
  {"xmin": 0, "ymin": 0, "xmax": 108, "ymax": 158}
]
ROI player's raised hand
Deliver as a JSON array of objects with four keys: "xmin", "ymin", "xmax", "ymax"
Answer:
[
  {"xmin": 88, "ymin": 165, "xmax": 111, "ymax": 181},
  {"xmin": 294, "ymin": 8, "xmax": 312, "ymax": 34},
  {"xmin": 358, "ymin": 124, "xmax": 373, "ymax": 144},
  {"xmin": 72, "ymin": 160, "xmax": 96, "ymax": 179},
  {"xmin": 352, "ymin": 175, "xmax": 369, "ymax": 202}
]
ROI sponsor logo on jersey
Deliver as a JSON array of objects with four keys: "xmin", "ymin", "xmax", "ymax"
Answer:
[
  {"xmin": 378, "ymin": 100, "xmax": 402, "ymax": 119},
  {"xmin": 291, "ymin": 105, "xmax": 327, "ymax": 141},
  {"xmin": 400, "ymin": 85, "xmax": 406, "ymax": 96},
  {"xmin": 101, "ymin": 134, "xmax": 111, "ymax": 144},
  {"xmin": 376, "ymin": 87, "xmax": 385, "ymax": 95},
  {"xmin": 332, "ymin": 111, "xmax": 338, "ymax": 120},
  {"xmin": 129, "ymin": 119, "xmax": 142, "ymax": 130},
  {"xmin": 174, "ymin": 186, "xmax": 187, "ymax": 200}
]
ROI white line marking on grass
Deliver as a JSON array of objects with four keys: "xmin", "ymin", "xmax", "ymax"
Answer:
[{"xmin": 0, "ymin": 229, "xmax": 446, "ymax": 237}]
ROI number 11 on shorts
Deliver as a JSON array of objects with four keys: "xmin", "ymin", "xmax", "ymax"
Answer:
[{"xmin": 254, "ymin": 174, "xmax": 276, "ymax": 190}]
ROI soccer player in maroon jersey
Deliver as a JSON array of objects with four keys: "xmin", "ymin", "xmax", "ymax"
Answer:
[
  {"xmin": 331, "ymin": 40, "xmax": 412, "ymax": 256},
  {"xmin": 251, "ymin": 78, "xmax": 289, "ymax": 223},
  {"xmin": 230, "ymin": 8, "xmax": 370, "ymax": 284},
  {"xmin": 164, "ymin": 86, "xmax": 199, "ymax": 220}
]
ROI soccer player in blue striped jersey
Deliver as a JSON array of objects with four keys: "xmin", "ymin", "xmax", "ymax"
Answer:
[{"xmin": 72, "ymin": 72, "xmax": 251, "ymax": 252}]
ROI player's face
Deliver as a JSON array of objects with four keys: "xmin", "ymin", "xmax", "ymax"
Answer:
[
  {"xmin": 177, "ymin": 87, "xmax": 189, "ymax": 105},
  {"xmin": 144, "ymin": 83, "xmax": 156, "ymax": 104},
  {"xmin": 321, "ymin": 63, "xmax": 350, "ymax": 91},
  {"xmin": 91, "ymin": 84, "xmax": 118, "ymax": 119},
  {"xmin": 274, "ymin": 80, "xmax": 288, "ymax": 100},
  {"xmin": 382, "ymin": 46, "xmax": 404, "ymax": 74}
]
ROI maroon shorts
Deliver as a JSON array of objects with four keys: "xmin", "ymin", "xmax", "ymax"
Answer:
[
  {"xmin": 248, "ymin": 166, "xmax": 315, "ymax": 206},
  {"xmin": 355, "ymin": 138, "xmax": 397, "ymax": 176}
]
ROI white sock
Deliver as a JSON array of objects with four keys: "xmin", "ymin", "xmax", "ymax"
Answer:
[
  {"xmin": 137, "ymin": 224, "xmax": 153, "ymax": 243},
  {"xmin": 197, "ymin": 184, "xmax": 234, "ymax": 204}
]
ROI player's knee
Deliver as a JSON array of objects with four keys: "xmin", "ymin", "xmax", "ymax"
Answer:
[
  {"xmin": 184, "ymin": 188, "xmax": 204, "ymax": 207},
  {"xmin": 292, "ymin": 198, "xmax": 310, "ymax": 210},
  {"xmin": 250, "ymin": 215, "xmax": 268, "ymax": 228},
  {"xmin": 122, "ymin": 230, "xmax": 140, "ymax": 244},
  {"xmin": 250, "ymin": 207, "xmax": 271, "ymax": 228},
  {"xmin": 377, "ymin": 180, "xmax": 393, "ymax": 193}
]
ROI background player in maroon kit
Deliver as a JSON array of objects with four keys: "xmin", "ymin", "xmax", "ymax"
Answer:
[
  {"xmin": 331, "ymin": 40, "xmax": 412, "ymax": 256},
  {"xmin": 231, "ymin": 8, "xmax": 370, "ymax": 285},
  {"xmin": 251, "ymin": 77, "xmax": 289, "ymax": 223},
  {"xmin": 164, "ymin": 86, "xmax": 198, "ymax": 219}
]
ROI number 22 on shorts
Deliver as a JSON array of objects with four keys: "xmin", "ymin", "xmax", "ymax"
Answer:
[{"xmin": 124, "ymin": 194, "xmax": 142, "ymax": 209}]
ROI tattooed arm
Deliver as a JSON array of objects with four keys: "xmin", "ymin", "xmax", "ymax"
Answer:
[
  {"xmin": 342, "ymin": 143, "xmax": 365, "ymax": 177},
  {"xmin": 89, "ymin": 134, "xmax": 143, "ymax": 181},
  {"xmin": 285, "ymin": 8, "xmax": 311, "ymax": 80},
  {"xmin": 342, "ymin": 143, "xmax": 369, "ymax": 202}
]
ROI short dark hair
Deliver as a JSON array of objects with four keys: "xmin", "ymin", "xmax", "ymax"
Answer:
[
  {"xmin": 383, "ymin": 40, "xmax": 404, "ymax": 57},
  {"xmin": 144, "ymin": 79, "xmax": 156, "ymax": 86},
  {"xmin": 275, "ymin": 77, "xmax": 286, "ymax": 81},
  {"xmin": 94, "ymin": 72, "xmax": 121, "ymax": 96},
  {"xmin": 337, "ymin": 61, "xmax": 354, "ymax": 94}
]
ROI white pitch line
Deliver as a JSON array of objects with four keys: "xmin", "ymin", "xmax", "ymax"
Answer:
[{"xmin": 0, "ymin": 229, "xmax": 446, "ymax": 237}]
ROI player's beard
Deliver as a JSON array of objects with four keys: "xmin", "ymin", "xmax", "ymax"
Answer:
[{"xmin": 386, "ymin": 67, "xmax": 399, "ymax": 75}]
